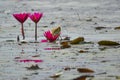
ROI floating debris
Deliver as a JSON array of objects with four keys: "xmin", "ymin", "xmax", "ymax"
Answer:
[
  {"xmin": 63, "ymin": 36, "xmax": 70, "ymax": 41},
  {"xmin": 70, "ymin": 37, "xmax": 84, "ymax": 44},
  {"xmin": 32, "ymin": 55, "xmax": 40, "ymax": 57},
  {"xmin": 64, "ymin": 67, "xmax": 71, "ymax": 71},
  {"xmin": 79, "ymin": 50, "xmax": 88, "ymax": 53},
  {"xmin": 43, "ymin": 26, "xmax": 48, "ymax": 28},
  {"xmin": 77, "ymin": 68, "xmax": 94, "ymax": 73},
  {"xmin": 26, "ymin": 64, "xmax": 40, "ymax": 70},
  {"xmin": 17, "ymin": 35, "xmax": 20, "ymax": 42},
  {"xmin": 50, "ymin": 71, "xmax": 63, "ymax": 78},
  {"xmin": 6, "ymin": 40, "xmax": 15, "ymax": 42},
  {"xmin": 98, "ymin": 40, "xmax": 119, "ymax": 46},
  {"xmin": 50, "ymin": 21, "xmax": 56, "ymax": 25},
  {"xmin": 14, "ymin": 57, "xmax": 21, "ymax": 59},
  {"xmin": 20, "ymin": 40, "xmax": 28, "ymax": 43}
]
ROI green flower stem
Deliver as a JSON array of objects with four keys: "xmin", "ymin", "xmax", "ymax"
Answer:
[
  {"xmin": 35, "ymin": 23, "xmax": 37, "ymax": 42},
  {"xmin": 21, "ymin": 23, "xmax": 25, "ymax": 40}
]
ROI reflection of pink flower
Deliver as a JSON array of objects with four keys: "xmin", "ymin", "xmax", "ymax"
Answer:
[
  {"xmin": 29, "ymin": 12, "xmax": 43, "ymax": 42},
  {"xmin": 13, "ymin": 12, "xmax": 29, "ymax": 40},
  {"xmin": 29, "ymin": 12, "xmax": 43, "ymax": 23},
  {"xmin": 19, "ymin": 59, "xmax": 43, "ymax": 63},
  {"xmin": 13, "ymin": 12, "xmax": 29, "ymax": 23},
  {"xmin": 41, "ymin": 39, "xmax": 48, "ymax": 43},
  {"xmin": 44, "ymin": 48, "xmax": 60, "ymax": 50},
  {"xmin": 44, "ymin": 30, "xmax": 60, "ymax": 42}
]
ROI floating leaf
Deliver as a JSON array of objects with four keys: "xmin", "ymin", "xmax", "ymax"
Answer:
[
  {"xmin": 114, "ymin": 26, "xmax": 120, "ymax": 30},
  {"xmin": 95, "ymin": 26, "xmax": 106, "ymax": 30},
  {"xmin": 98, "ymin": 40, "xmax": 119, "ymax": 46},
  {"xmin": 77, "ymin": 68, "xmax": 94, "ymax": 73},
  {"xmin": 70, "ymin": 37, "xmax": 84, "ymax": 44},
  {"xmin": 51, "ymin": 26, "xmax": 61, "ymax": 35},
  {"xmin": 73, "ymin": 75, "xmax": 94, "ymax": 80},
  {"xmin": 60, "ymin": 41, "xmax": 71, "ymax": 49}
]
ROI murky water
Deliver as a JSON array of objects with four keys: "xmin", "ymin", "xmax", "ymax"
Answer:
[{"xmin": 0, "ymin": 0, "xmax": 120, "ymax": 80}]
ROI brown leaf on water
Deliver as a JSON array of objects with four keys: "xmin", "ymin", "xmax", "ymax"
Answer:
[
  {"xmin": 98, "ymin": 40, "xmax": 119, "ymax": 46},
  {"xmin": 77, "ymin": 68, "xmax": 94, "ymax": 73},
  {"xmin": 70, "ymin": 37, "xmax": 84, "ymax": 44},
  {"xmin": 73, "ymin": 75, "xmax": 94, "ymax": 80},
  {"xmin": 60, "ymin": 41, "xmax": 71, "ymax": 49},
  {"xmin": 114, "ymin": 26, "xmax": 120, "ymax": 30},
  {"xmin": 51, "ymin": 26, "xmax": 61, "ymax": 35},
  {"xmin": 95, "ymin": 26, "xmax": 106, "ymax": 30}
]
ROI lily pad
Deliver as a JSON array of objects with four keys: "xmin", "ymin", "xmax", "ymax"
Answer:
[
  {"xmin": 95, "ymin": 26, "xmax": 107, "ymax": 30},
  {"xmin": 51, "ymin": 26, "xmax": 61, "ymax": 35},
  {"xmin": 114, "ymin": 26, "xmax": 120, "ymax": 30},
  {"xmin": 70, "ymin": 37, "xmax": 84, "ymax": 44},
  {"xmin": 77, "ymin": 68, "xmax": 94, "ymax": 73},
  {"xmin": 60, "ymin": 41, "xmax": 71, "ymax": 49},
  {"xmin": 98, "ymin": 40, "xmax": 119, "ymax": 46},
  {"xmin": 73, "ymin": 75, "xmax": 94, "ymax": 80}
]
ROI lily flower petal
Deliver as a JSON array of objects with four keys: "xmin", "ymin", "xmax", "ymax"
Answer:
[
  {"xmin": 44, "ymin": 30, "xmax": 60, "ymax": 42},
  {"xmin": 29, "ymin": 12, "xmax": 43, "ymax": 23},
  {"xmin": 13, "ymin": 12, "xmax": 29, "ymax": 23}
]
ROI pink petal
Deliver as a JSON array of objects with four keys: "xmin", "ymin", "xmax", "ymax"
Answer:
[
  {"xmin": 44, "ymin": 30, "xmax": 60, "ymax": 42},
  {"xmin": 13, "ymin": 12, "xmax": 29, "ymax": 23},
  {"xmin": 29, "ymin": 12, "xmax": 43, "ymax": 23}
]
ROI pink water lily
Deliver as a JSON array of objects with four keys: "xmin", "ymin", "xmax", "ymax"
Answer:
[
  {"xmin": 44, "ymin": 30, "xmax": 60, "ymax": 42},
  {"xmin": 29, "ymin": 12, "xmax": 43, "ymax": 42},
  {"xmin": 13, "ymin": 12, "xmax": 29, "ymax": 40}
]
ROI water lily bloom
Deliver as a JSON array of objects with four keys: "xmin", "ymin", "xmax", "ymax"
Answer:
[
  {"xmin": 29, "ymin": 12, "xmax": 43, "ymax": 42},
  {"xmin": 13, "ymin": 12, "xmax": 29, "ymax": 40},
  {"xmin": 44, "ymin": 30, "xmax": 60, "ymax": 42}
]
